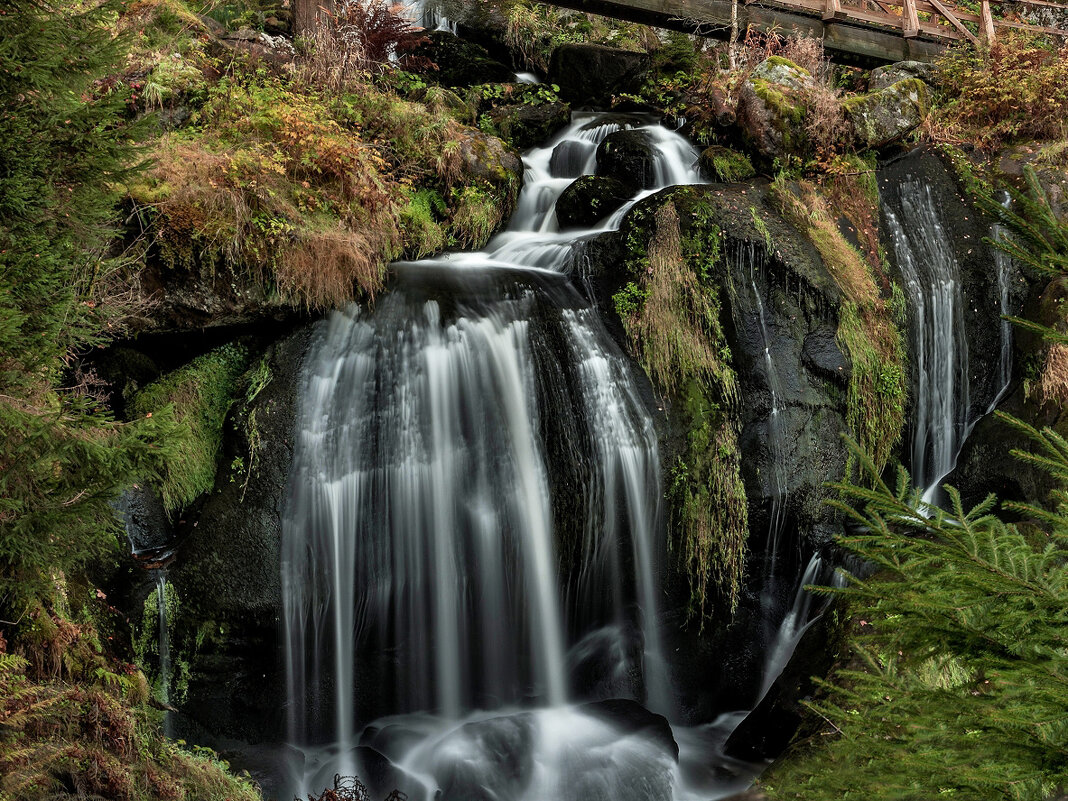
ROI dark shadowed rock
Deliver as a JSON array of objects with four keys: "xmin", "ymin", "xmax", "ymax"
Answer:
[
  {"xmin": 433, "ymin": 714, "xmax": 537, "ymax": 801},
  {"xmin": 580, "ymin": 698, "xmax": 679, "ymax": 761},
  {"xmin": 596, "ymin": 129, "xmax": 660, "ymax": 189},
  {"xmin": 488, "ymin": 100, "xmax": 572, "ymax": 150},
  {"xmin": 556, "ymin": 175, "xmax": 634, "ymax": 228},
  {"xmin": 549, "ymin": 43, "xmax": 650, "ymax": 106},
  {"xmin": 416, "ymin": 30, "xmax": 513, "ymax": 87}
]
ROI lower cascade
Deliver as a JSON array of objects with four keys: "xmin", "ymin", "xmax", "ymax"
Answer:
[{"xmin": 281, "ymin": 114, "xmax": 757, "ymax": 800}]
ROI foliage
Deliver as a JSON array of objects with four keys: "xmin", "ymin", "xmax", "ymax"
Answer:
[
  {"xmin": 129, "ymin": 344, "xmax": 251, "ymax": 514},
  {"xmin": 934, "ymin": 33, "xmax": 1068, "ymax": 146},
  {"xmin": 616, "ymin": 201, "xmax": 747, "ymax": 622},
  {"xmin": 0, "ymin": 597, "xmax": 261, "ymax": 801},
  {"xmin": 504, "ymin": 0, "xmax": 658, "ymax": 72},
  {"xmin": 0, "ymin": 0, "xmax": 183, "ymax": 616},
  {"xmin": 765, "ymin": 424, "xmax": 1068, "ymax": 801}
]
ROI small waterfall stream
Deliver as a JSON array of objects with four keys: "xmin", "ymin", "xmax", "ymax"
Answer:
[
  {"xmin": 990, "ymin": 192, "xmax": 1014, "ymax": 409},
  {"xmin": 884, "ymin": 180, "xmax": 971, "ymax": 498},
  {"xmin": 155, "ymin": 571, "xmax": 173, "ymax": 738}
]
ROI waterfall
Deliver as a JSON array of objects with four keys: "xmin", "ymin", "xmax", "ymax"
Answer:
[
  {"xmin": 990, "ymin": 192, "xmax": 1014, "ymax": 409},
  {"xmin": 884, "ymin": 180, "xmax": 971, "ymax": 496},
  {"xmin": 155, "ymin": 571, "xmax": 173, "ymax": 738},
  {"xmin": 281, "ymin": 114, "xmax": 712, "ymax": 798}
]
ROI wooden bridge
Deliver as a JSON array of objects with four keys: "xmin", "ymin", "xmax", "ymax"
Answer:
[{"xmin": 547, "ymin": 0, "xmax": 1067, "ymax": 63}]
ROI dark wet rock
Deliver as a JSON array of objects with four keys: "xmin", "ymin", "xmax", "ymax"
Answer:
[
  {"xmin": 698, "ymin": 145, "xmax": 756, "ymax": 183},
  {"xmin": 567, "ymin": 624, "xmax": 646, "ymax": 700},
  {"xmin": 580, "ymin": 699, "xmax": 679, "ymax": 761},
  {"xmin": 416, "ymin": 30, "xmax": 513, "ymax": 88},
  {"xmin": 802, "ymin": 325, "xmax": 851, "ymax": 384},
  {"xmin": 169, "ymin": 324, "xmax": 313, "ymax": 743},
  {"xmin": 868, "ymin": 59, "xmax": 938, "ymax": 90},
  {"xmin": 487, "ymin": 99, "xmax": 572, "ymax": 150},
  {"xmin": 556, "ymin": 175, "xmax": 634, "ymax": 228},
  {"xmin": 736, "ymin": 57, "xmax": 815, "ymax": 162},
  {"xmin": 353, "ymin": 745, "xmax": 424, "ymax": 800},
  {"xmin": 596, "ymin": 129, "xmax": 660, "ymax": 189},
  {"xmin": 549, "ymin": 43, "xmax": 650, "ymax": 107},
  {"xmin": 114, "ymin": 486, "xmax": 173, "ymax": 557},
  {"xmin": 433, "ymin": 713, "xmax": 537, "ymax": 801},
  {"xmin": 844, "ymin": 78, "xmax": 929, "ymax": 150}
]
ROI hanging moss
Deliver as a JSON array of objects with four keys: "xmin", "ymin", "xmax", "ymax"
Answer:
[
  {"xmin": 615, "ymin": 201, "xmax": 748, "ymax": 623},
  {"xmin": 129, "ymin": 343, "xmax": 252, "ymax": 514}
]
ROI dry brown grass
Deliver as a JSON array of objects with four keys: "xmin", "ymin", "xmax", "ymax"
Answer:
[
  {"xmin": 1039, "ymin": 342, "xmax": 1068, "ymax": 405},
  {"xmin": 280, "ymin": 223, "xmax": 399, "ymax": 306}
]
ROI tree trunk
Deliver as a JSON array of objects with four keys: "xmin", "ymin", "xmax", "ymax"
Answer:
[{"xmin": 293, "ymin": 0, "xmax": 335, "ymax": 38}]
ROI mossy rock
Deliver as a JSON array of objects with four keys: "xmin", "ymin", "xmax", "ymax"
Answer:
[
  {"xmin": 868, "ymin": 60, "xmax": 938, "ymax": 91},
  {"xmin": 698, "ymin": 146, "xmax": 756, "ymax": 183},
  {"xmin": 487, "ymin": 100, "xmax": 571, "ymax": 149},
  {"xmin": 556, "ymin": 175, "xmax": 634, "ymax": 228},
  {"xmin": 843, "ymin": 78, "xmax": 929, "ymax": 150},
  {"xmin": 736, "ymin": 57, "xmax": 814, "ymax": 162}
]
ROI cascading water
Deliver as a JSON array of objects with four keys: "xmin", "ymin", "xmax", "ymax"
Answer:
[
  {"xmin": 884, "ymin": 180, "xmax": 971, "ymax": 497},
  {"xmin": 155, "ymin": 571, "xmax": 173, "ymax": 738},
  {"xmin": 280, "ymin": 113, "xmax": 764, "ymax": 799},
  {"xmin": 990, "ymin": 193, "xmax": 1014, "ymax": 409}
]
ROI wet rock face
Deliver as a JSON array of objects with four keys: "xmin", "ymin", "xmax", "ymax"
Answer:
[
  {"xmin": 549, "ymin": 43, "xmax": 650, "ymax": 107},
  {"xmin": 844, "ymin": 78, "xmax": 929, "ymax": 150},
  {"xmin": 487, "ymin": 100, "xmax": 572, "ymax": 150},
  {"xmin": 169, "ymin": 324, "xmax": 313, "ymax": 744},
  {"xmin": 736, "ymin": 57, "xmax": 815, "ymax": 162},
  {"xmin": 555, "ymin": 175, "xmax": 634, "ymax": 228},
  {"xmin": 595, "ymin": 129, "xmax": 661, "ymax": 189}
]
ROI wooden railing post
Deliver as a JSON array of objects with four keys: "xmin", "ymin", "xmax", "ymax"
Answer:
[
  {"xmin": 903, "ymin": 0, "xmax": 920, "ymax": 36},
  {"xmin": 823, "ymin": 0, "xmax": 842, "ymax": 21},
  {"xmin": 981, "ymin": 0, "xmax": 997, "ymax": 43}
]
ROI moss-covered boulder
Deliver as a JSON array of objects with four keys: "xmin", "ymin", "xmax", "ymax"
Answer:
[
  {"xmin": 555, "ymin": 175, "xmax": 634, "ymax": 228},
  {"xmin": 457, "ymin": 128, "xmax": 524, "ymax": 188},
  {"xmin": 698, "ymin": 145, "xmax": 756, "ymax": 183},
  {"xmin": 549, "ymin": 43, "xmax": 650, "ymax": 106},
  {"xmin": 736, "ymin": 56, "xmax": 815, "ymax": 162},
  {"xmin": 843, "ymin": 78, "xmax": 929, "ymax": 150},
  {"xmin": 868, "ymin": 59, "xmax": 938, "ymax": 91},
  {"xmin": 595, "ymin": 129, "xmax": 661, "ymax": 189}
]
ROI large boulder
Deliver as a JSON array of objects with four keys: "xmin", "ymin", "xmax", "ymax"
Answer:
[
  {"xmin": 843, "ymin": 78, "xmax": 929, "ymax": 150},
  {"xmin": 457, "ymin": 129, "xmax": 524, "ymax": 189},
  {"xmin": 869, "ymin": 59, "xmax": 938, "ymax": 90},
  {"xmin": 549, "ymin": 43, "xmax": 650, "ymax": 106},
  {"xmin": 556, "ymin": 175, "xmax": 634, "ymax": 228},
  {"xmin": 736, "ymin": 57, "xmax": 816, "ymax": 162},
  {"xmin": 415, "ymin": 30, "xmax": 513, "ymax": 87},
  {"xmin": 595, "ymin": 129, "xmax": 661, "ymax": 189}
]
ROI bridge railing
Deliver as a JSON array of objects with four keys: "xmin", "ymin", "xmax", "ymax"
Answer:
[{"xmin": 751, "ymin": 0, "xmax": 1067, "ymax": 43}]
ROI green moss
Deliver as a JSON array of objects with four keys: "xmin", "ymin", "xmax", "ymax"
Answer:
[
  {"xmin": 452, "ymin": 184, "xmax": 504, "ymax": 248},
  {"xmin": 701, "ymin": 145, "xmax": 756, "ymax": 184},
  {"xmin": 617, "ymin": 199, "xmax": 747, "ymax": 622},
  {"xmin": 400, "ymin": 188, "xmax": 448, "ymax": 258},
  {"xmin": 129, "ymin": 343, "xmax": 251, "ymax": 514}
]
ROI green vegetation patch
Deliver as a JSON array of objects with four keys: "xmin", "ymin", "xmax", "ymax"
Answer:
[
  {"xmin": 616, "ymin": 199, "xmax": 747, "ymax": 622},
  {"xmin": 129, "ymin": 343, "xmax": 252, "ymax": 514}
]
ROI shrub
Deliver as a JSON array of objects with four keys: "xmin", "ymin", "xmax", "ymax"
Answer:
[
  {"xmin": 765, "ymin": 424, "xmax": 1068, "ymax": 801},
  {"xmin": 934, "ymin": 33, "xmax": 1068, "ymax": 146}
]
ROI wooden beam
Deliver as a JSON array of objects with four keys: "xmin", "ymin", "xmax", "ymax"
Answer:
[
  {"xmin": 902, "ymin": 0, "xmax": 920, "ymax": 35},
  {"xmin": 823, "ymin": 0, "xmax": 842, "ymax": 21},
  {"xmin": 926, "ymin": 0, "xmax": 980, "ymax": 43},
  {"xmin": 980, "ymin": 0, "xmax": 996, "ymax": 43}
]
